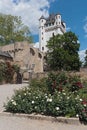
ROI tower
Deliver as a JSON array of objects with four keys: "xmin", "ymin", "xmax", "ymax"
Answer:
[
  {"xmin": 39, "ymin": 13, "xmax": 66, "ymax": 52},
  {"xmin": 39, "ymin": 15, "xmax": 46, "ymax": 52}
]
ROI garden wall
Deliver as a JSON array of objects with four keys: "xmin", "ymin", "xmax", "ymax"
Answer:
[{"xmin": 23, "ymin": 72, "xmax": 48, "ymax": 80}]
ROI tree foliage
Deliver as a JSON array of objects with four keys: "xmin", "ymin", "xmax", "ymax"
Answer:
[
  {"xmin": 0, "ymin": 13, "xmax": 33, "ymax": 45},
  {"xmin": 46, "ymin": 31, "xmax": 81, "ymax": 71}
]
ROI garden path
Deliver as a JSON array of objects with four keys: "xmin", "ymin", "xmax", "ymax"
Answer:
[
  {"xmin": 0, "ymin": 83, "xmax": 28, "ymax": 112},
  {"xmin": 0, "ymin": 115, "xmax": 87, "ymax": 130}
]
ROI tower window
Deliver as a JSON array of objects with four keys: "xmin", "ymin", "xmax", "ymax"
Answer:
[
  {"xmin": 42, "ymin": 47, "xmax": 44, "ymax": 50},
  {"xmin": 58, "ymin": 15, "xmax": 60, "ymax": 19},
  {"xmin": 46, "ymin": 24, "xmax": 48, "ymax": 27},
  {"xmin": 42, "ymin": 37, "xmax": 43, "ymax": 40},
  {"xmin": 52, "ymin": 32, "xmax": 55, "ymax": 37},
  {"xmin": 49, "ymin": 23, "xmax": 51, "ymax": 26}
]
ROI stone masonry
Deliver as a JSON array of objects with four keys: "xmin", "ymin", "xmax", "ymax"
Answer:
[{"xmin": 0, "ymin": 42, "xmax": 44, "ymax": 78}]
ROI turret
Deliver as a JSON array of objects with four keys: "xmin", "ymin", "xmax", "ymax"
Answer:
[
  {"xmin": 39, "ymin": 15, "xmax": 46, "ymax": 27},
  {"xmin": 55, "ymin": 14, "xmax": 61, "ymax": 26}
]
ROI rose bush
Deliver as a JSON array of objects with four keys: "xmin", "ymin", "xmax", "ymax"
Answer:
[
  {"xmin": 4, "ymin": 88, "xmax": 80, "ymax": 117},
  {"xmin": 4, "ymin": 71, "xmax": 87, "ymax": 124},
  {"xmin": 0, "ymin": 61, "xmax": 18, "ymax": 84}
]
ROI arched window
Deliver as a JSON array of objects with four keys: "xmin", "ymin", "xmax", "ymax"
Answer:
[
  {"xmin": 38, "ymin": 53, "xmax": 42, "ymax": 59},
  {"xmin": 42, "ymin": 47, "xmax": 44, "ymax": 50},
  {"xmin": 30, "ymin": 48, "xmax": 35, "ymax": 56}
]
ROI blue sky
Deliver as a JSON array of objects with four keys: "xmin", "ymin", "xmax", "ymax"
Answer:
[{"xmin": 0, "ymin": 0, "xmax": 87, "ymax": 52}]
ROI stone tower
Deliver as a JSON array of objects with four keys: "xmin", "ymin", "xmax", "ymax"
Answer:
[{"xmin": 39, "ymin": 13, "xmax": 66, "ymax": 52}]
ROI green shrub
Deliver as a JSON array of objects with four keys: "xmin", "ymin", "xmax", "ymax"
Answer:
[
  {"xmin": 4, "ymin": 71, "xmax": 87, "ymax": 124},
  {"xmin": 4, "ymin": 62, "xmax": 14, "ymax": 83},
  {"xmin": 46, "ymin": 72, "xmax": 68, "ymax": 93},
  {"xmin": 4, "ymin": 87, "xmax": 81, "ymax": 117},
  {"xmin": 0, "ymin": 62, "xmax": 7, "ymax": 83},
  {"xmin": 76, "ymin": 98, "xmax": 87, "ymax": 124},
  {"xmin": 46, "ymin": 72, "xmax": 83, "ymax": 94},
  {"xmin": 29, "ymin": 78, "xmax": 48, "ymax": 92},
  {"xmin": 0, "ymin": 62, "xmax": 19, "ymax": 84}
]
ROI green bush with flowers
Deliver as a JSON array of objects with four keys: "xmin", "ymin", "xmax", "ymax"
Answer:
[
  {"xmin": 0, "ymin": 61, "xmax": 19, "ymax": 84},
  {"xmin": 4, "ymin": 71, "xmax": 87, "ymax": 124},
  {"xmin": 46, "ymin": 72, "xmax": 83, "ymax": 93}
]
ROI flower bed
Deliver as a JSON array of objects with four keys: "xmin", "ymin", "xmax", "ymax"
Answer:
[{"xmin": 4, "ymin": 72, "xmax": 87, "ymax": 124}]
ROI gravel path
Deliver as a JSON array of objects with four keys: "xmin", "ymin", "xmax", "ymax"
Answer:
[
  {"xmin": 0, "ymin": 115, "xmax": 87, "ymax": 130},
  {"xmin": 0, "ymin": 83, "xmax": 87, "ymax": 130},
  {"xmin": 0, "ymin": 83, "xmax": 28, "ymax": 112}
]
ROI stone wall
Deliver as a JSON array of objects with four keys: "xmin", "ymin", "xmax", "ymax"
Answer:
[
  {"xmin": 23, "ymin": 72, "xmax": 48, "ymax": 80},
  {"xmin": 0, "ymin": 42, "xmax": 44, "ymax": 77}
]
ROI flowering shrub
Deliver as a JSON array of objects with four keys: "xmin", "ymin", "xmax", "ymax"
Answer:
[
  {"xmin": 4, "ymin": 87, "xmax": 81, "ymax": 118},
  {"xmin": 46, "ymin": 72, "xmax": 83, "ymax": 93},
  {"xmin": 76, "ymin": 98, "xmax": 87, "ymax": 124},
  {"xmin": 0, "ymin": 61, "xmax": 19, "ymax": 84},
  {"xmin": 68, "ymin": 74, "xmax": 83, "ymax": 92},
  {"xmin": 30, "ymin": 78, "xmax": 48, "ymax": 92},
  {"xmin": 0, "ymin": 62, "xmax": 6, "ymax": 83},
  {"xmin": 4, "ymin": 71, "xmax": 87, "ymax": 124},
  {"xmin": 46, "ymin": 72, "xmax": 68, "ymax": 93},
  {"xmin": 4, "ymin": 62, "xmax": 15, "ymax": 83}
]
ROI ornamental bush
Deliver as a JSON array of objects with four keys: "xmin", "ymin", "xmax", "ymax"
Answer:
[
  {"xmin": 0, "ymin": 61, "xmax": 19, "ymax": 84},
  {"xmin": 4, "ymin": 88, "xmax": 80, "ymax": 117},
  {"xmin": 46, "ymin": 72, "xmax": 68, "ymax": 93},
  {"xmin": 0, "ymin": 62, "xmax": 7, "ymax": 83},
  {"xmin": 46, "ymin": 72, "xmax": 83, "ymax": 94},
  {"xmin": 76, "ymin": 98, "xmax": 87, "ymax": 124},
  {"xmin": 4, "ymin": 71, "xmax": 87, "ymax": 124}
]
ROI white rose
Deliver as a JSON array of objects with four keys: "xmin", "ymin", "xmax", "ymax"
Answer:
[
  {"xmin": 56, "ymin": 107, "xmax": 60, "ymax": 111},
  {"xmin": 47, "ymin": 98, "xmax": 52, "ymax": 102},
  {"xmin": 32, "ymin": 101, "xmax": 34, "ymax": 104}
]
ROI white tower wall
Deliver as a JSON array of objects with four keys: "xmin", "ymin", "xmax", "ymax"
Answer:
[
  {"xmin": 39, "ymin": 14, "xmax": 66, "ymax": 52},
  {"xmin": 39, "ymin": 17, "xmax": 46, "ymax": 51}
]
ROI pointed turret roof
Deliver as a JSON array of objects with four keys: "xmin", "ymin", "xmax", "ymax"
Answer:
[{"xmin": 39, "ymin": 15, "xmax": 45, "ymax": 20}]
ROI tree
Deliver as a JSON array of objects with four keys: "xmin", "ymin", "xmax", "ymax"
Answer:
[
  {"xmin": 83, "ymin": 50, "xmax": 87, "ymax": 67},
  {"xmin": 46, "ymin": 31, "xmax": 81, "ymax": 71},
  {"xmin": 0, "ymin": 13, "xmax": 33, "ymax": 45}
]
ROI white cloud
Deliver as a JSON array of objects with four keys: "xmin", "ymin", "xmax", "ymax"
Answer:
[
  {"xmin": 83, "ymin": 23, "xmax": 87, "ymax": 33},
  {"xmin": 66, "ymin": 27, "xmax": 71, "ymax": 31},
  {"xmin": 0, "ymin": 0, "xmax": 55, "ymax": 34},
  {"xmin": 34, "ymin": 42, "xmax": 39, "ymax": 48},
  {"xmin": 84, "ymin": 16, "xmax": 87, "ymax": 21},
  {"xmin": 78, "ymin": 49, "xmax": 86, "ymax": 62}
]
